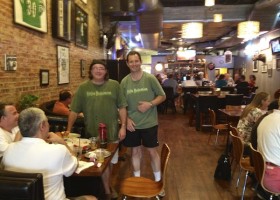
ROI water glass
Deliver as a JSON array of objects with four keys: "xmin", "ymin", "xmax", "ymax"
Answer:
[{"xmin": 96, "ymin": 149, "xmax": 104, "ymax": 163}]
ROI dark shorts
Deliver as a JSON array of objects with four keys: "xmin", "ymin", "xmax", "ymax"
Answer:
[{"xmin": 123, "ymin": 125, "xmax": 159, "ymax": 148}]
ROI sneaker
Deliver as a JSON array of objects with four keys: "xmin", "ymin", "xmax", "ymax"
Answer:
[
  {"xmin": 158, "ymin": 189, "xmax": 165, "ymax": 198},
  {"xmin": 110, "ymin": 187, "xmax": 119, "ymax": 199}
]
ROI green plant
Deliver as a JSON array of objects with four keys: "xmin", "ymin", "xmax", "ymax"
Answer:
[{"xmin": 18, "ymin": 94, "xmax": 39, "ymax": 111}]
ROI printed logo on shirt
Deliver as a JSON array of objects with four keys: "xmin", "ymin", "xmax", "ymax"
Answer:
[
  {"xmin": 127, "ymin": 88, "xmax": 148, "ymax": 95},
  {"xmin": 87, "ymin": 91, "xmax": 112, "ymax": 96}
]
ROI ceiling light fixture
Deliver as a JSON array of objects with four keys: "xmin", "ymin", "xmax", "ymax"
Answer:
[
  {"xmin": 213, "ymin": 14, "xmax": 222, "ymax": 22},
  {"xmin": 155, "ymin": 62, "xmax": 163, "ymax": 71},
  {"xmin": 237, "ymin": 21, "xmax": 260, "ymax": 39},
  {"xmin": 181, "ymin": 23, "xmax": 203, "ymax": 38},
  {"xmin": 205, "ymin": 0, "xmax": 215, "ymax": 7}
]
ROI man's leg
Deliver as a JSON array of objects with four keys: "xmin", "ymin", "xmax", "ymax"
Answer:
[
  {"xmin": 147, "ymin": 147, "xmax": 161, "ymax": 181},
  {"xmin": 131, "ymin": 146, "xmax": 142, "ymax": 177}
]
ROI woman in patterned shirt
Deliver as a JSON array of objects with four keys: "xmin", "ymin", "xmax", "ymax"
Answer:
[{"xmin": 237, "ymin": 92, "xmax": 270, "ymax": 155}]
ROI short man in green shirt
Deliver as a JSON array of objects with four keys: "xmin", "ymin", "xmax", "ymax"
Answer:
[{"xmin": 67, "ymin": 60, "xmax": 127, "ymax": 199}]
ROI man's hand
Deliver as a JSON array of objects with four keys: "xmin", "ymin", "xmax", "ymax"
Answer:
[
  {"xmin": 127, "ymin": 118, "xmax": 136, "ymax": 132},
  {"xmin": 137, "ymin": 101, "xmax": 153, "ymax": 113}
]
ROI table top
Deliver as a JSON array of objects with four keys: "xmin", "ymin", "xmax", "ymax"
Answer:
[
  {"xmin": 218, "ymin": 108, "xmax": 243, "ymax": 118},
  {"xmin": 73, "ymin": 142, "xmax": 119, "ymax": 177}
]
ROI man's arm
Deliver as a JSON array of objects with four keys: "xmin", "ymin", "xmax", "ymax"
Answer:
[
  {"xmin": 66, "ymin": 111, "xmax": 78, "ymax": 135},
  {"xmin": 118, "ymin": 107, "xmax": 127, "ymax": 140}
]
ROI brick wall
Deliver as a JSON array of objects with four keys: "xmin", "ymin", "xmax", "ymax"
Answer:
[{"xmin": 0, "ymin": 0, "xmax": 103, "ymax": 105}]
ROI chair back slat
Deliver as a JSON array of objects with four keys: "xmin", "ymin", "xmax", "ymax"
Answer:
[
  {"xmin": 230, "ymin": 132, "xmax": 244, "ymax": 165},
  {"xmin": 160, "ymin": 144, "xmax": 171, "ymax": 187}
]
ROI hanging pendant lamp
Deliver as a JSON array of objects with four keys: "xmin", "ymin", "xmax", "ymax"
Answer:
[
  {"xmin": 237, "ymin": 21, "xmax": 260, "ymax": 39},
  {"xmin": 181, "ymin": 23, "xmax": 203, "ymax": 39}
]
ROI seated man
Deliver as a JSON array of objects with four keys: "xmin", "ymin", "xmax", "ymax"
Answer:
[
  {"xmin": 53, "ymin": 89, "xmax": 72, "ymax": 116},
  {"xmin": 1, "ymin": 107, "xmax": 96, "ymax": 200},
  {"xmin": 0, "ymin": 102, "xmax": 22, "ymax": 158},
  {"xmin": 257, "ymin": 98, "xmax": 280, "ymax": 193}
]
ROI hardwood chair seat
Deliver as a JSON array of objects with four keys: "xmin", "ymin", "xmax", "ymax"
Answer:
[
  {"xmin": 230, "ymin": 132, "xmax": 255, "ymax": 199},
  {"xmin": 120, "ymin": 144, "xmax": 170, "ymax": 199},
  {"xmin": 208, "ymin": 108, "xmax": 228, "ymax": 145},
  {"xmin": 120, "ymin": 176, "xmax": 163, "ymax": 198}
]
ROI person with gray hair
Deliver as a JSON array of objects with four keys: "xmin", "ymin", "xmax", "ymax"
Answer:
[{"xmin": 2, "ymin": 107, "xmax": 96, "ymax": 200}]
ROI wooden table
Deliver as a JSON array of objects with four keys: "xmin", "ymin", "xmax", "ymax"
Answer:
[
  {"xmin": 64, "ymin": 143, "xmax": 119, "ymax": 198},
  {"xmin": 218, "ymin": 108, "xmax": 243, "ymax": 126}
]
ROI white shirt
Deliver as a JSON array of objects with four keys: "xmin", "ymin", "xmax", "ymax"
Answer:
[
  {"xmin": 0, "ymin": 126, "xmax": 19, "ymax": 157},
  {"xmin": 257, "ymin": 109, "xmax": 280, "ymax": 166},
  {"xmin": 2, "ymin": 138, "xmax": 77, "ymax": 200}
]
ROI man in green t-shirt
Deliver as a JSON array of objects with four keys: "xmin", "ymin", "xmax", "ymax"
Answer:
[
  {"xmin": 66, "ymin": 60, "xmax": 127, "ymax": 199},
  {"xmin": 120, "ymin": 51, "xmax": 166, "ymax": 196}
]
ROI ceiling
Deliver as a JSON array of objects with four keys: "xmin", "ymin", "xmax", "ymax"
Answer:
[{"xmin": 102, "ymin": 0, "xmax": 280, "ymax": 53}]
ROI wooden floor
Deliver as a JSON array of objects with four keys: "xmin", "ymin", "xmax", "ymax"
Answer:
[{"xmin": 112, "ymin": 108, "xmax": 261, "ymax": 200}]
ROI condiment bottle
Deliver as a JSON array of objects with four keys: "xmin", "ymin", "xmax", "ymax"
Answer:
[{"xmin": 98, "ymin": 123, "xmax": 107, "ymax": 148}]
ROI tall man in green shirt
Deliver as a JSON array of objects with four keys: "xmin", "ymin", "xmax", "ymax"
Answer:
[{"xmin": 120, "ymin": 51, "xmax": 166, "ymax": 195}]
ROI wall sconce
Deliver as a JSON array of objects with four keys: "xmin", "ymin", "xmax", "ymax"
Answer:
[
  {"xmin": 213, "ymin": 14, "xmax": 222, "ymax": 22},
  {"xmin": 155, "ymin": 62, "xmax": 163, "ymax": 71},
  {"xmin": 237, "ymin": 21, "xmax": 260, "ymax": 39},
  {"xmin": 181, "ymin": 23, "xmax": 203, "ymax": 38},
  {"xmin": 205, "ymin": 0, "xmax": 215, "ymax": 6}
]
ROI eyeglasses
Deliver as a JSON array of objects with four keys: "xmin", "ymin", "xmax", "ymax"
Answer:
[{"xmin": 93, "ymin": 67, "xmax": 106, "ymax": 71}]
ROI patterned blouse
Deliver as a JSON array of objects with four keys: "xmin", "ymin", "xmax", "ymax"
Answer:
[{"xmin": 237, "ymin": 107, "xmax": 266, "ymax": 144}]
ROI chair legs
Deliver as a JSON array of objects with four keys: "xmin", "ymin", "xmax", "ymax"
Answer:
[
  {"xmin": 241, "ymin": 171, "xmax": 249, "ymax": 200},
  {"xmin": 208, "ymin": 129, "xmax": 220, "ymax": 145}
]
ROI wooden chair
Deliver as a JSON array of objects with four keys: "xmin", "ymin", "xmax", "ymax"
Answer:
[
  {"xmin": 120, "ymin": 143, "xmax": 171, "ymax": 199},
  {"xmin": 230, "ymin": 132, "xmax": 255, "ymax": 200},
  {"xmin": 208, "ymin": 108, "xmax": 228, "ymax": 145},
  {"xmin": 250, "ymin": 144, "xmax": 280, "ymax": 200}
]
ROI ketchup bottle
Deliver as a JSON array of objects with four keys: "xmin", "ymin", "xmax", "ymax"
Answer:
[{"xmin": 98, "ymin": 123, "xmax": 107, "ymax": 148}]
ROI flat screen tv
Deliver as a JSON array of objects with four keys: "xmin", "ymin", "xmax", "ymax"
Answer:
[
  {"xmin": 176, "ymin": 50, "xmax": 196, "ymax": 61},
  {"xmin": 270, "ymin": 37, "xmax": 280, "ymax": 55}
]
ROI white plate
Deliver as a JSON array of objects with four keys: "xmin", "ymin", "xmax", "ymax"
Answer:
[
  {"xmin": 65, "ymin": 138, "xmax": 90, "ymax": 147},
  {"xmin": 68, "ymin": 133, "xmax": 81, "ymax": 138},
  {"xmin": 84, "ymin": 149, "xmax": 111, "ymax": 159}
]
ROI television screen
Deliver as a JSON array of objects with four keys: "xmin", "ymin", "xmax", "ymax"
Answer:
[
  {"xmin": 270, "ymin": 37, "xmax": 280, "ymax": 55},
  {"xmin": 176, "ymin": 50, "xmax": 196, "ymax": 61}
]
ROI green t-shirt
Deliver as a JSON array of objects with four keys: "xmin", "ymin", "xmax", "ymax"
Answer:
[
  {"xmin": 120, "ymin": 72, "xmax": 165, "ymax": 129},
  {"xmin": 70, "ymin": 79, "xmax": 127, "ymax": 141}
]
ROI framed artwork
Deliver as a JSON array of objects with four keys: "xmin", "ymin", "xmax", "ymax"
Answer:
[
  {"xmin": 4, "ymin": 54, "xmax": 17, "ymax": 71},
  {"xmin": 261, "ymin": 63, "xmax": 268, "ymax": 73},
  {"xmin": 277, "ymin": 59, "xmax": 280, "ymax": 70},
  {"xmin": 14, "ymin": 0, "xmax": 47, "ymax": 33},
  {"xmin": 57, "ymin": 45, "xmax": 70, "ymax": 84},
  {"xmin": 75, "ymin": 5, "xmax": 88, "ymax": 48},
  {"xmin": 80, "ymin": 59, "xmax": 86, "ymax": 77},
  {"xmin": 253, "ymin": 61, "xmax": 258, "ymax": 72},
  {"xmin": 52, "ymin": 0, "xmax": 74, "ymax": 41},
  {"xmin": 40, "ymin": 69, "xmax": 49, "ymax": 86},
  {"xmin": 268, "ymin": 65, "xmax": 272, "ymax": 77}
]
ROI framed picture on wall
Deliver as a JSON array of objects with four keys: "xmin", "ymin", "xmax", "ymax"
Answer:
[
  {"xmin": 57, "ymin": 45, "xmax": 70, "ymax": 84},
  {"xmin": 14, "ymin": 0, "xmax": 47, "ymax": 33},
  {"xmin": 261, "ymin": 64, "xmax": 268, "ymax": 73},
  {"xmin": 52, "ymin": 0, "xmax": 74, "ymax": 41},
  {"xmin": 40, "ymin": 69, "xmax": 49, "ymax": 86},
  {"xmin": 277, "ymin": 59, "xmax": 280, "ymax": 70},
  {"xmin": 268, "ymin": 65, "xmax": 272, "ymax": 77},
  {"xmin": 80, "ymin": 59, "xmax": 86, "ymax": 77},
  {"xmin": 75, "ymin": 5, "xmax": 88, "ymax": 48},
  {"xmin": 253, "ymin": 61, "xmax": 258, "ymax": 72}
]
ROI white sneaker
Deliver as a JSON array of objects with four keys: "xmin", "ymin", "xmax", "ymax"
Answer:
[{"xmin": 158, "ymin": 189, "xmax": 165, "ymax": 197}]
